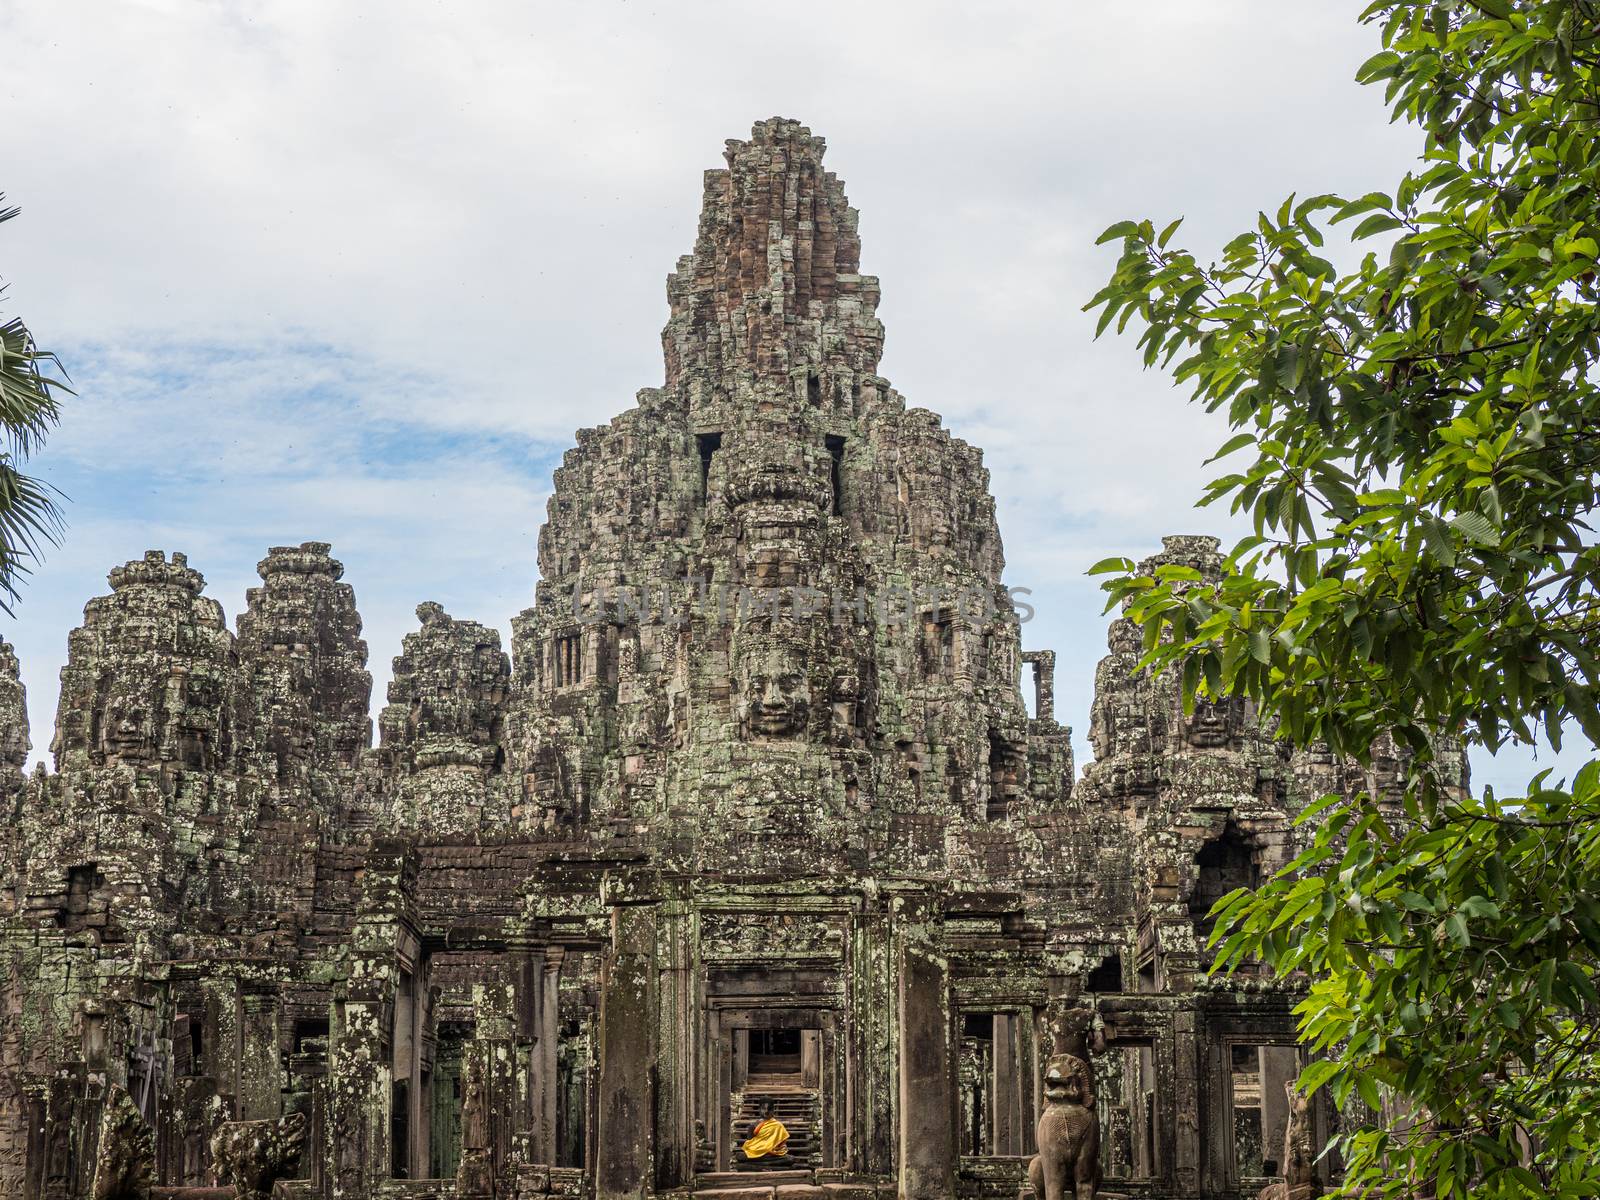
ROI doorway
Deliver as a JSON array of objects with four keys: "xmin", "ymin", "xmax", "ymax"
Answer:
[
  {"xmin": 749, "ymin": 1028, "xmax": 802, "ymax": 1077},
  {"xmin": 710, "ymin": 1011, "xmax": 834, "ymax": 1173}
]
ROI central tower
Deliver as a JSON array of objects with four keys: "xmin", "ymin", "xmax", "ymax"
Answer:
[{"xmin": 503, "ymin": 118, "xmax": 1072, "ymax": 876}]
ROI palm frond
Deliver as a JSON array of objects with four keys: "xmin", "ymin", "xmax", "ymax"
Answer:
[
  {"xmin": 0, "ymin": 193, "xmax": 70, "ymax": 613},
  {"xmin": 0, "ymin": 317, "xmax": 69, "ymax": 454},
  {"xmin": 0, "ymin": 459, "xmax": 65, "ymax": 616}
]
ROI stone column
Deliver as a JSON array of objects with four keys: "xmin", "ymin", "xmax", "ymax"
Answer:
[
  {"xmin": 238, "ymin": 992, "xmax": 281, "ymax": 1121},
  {"xmin": 536, "ymin": 951, "xmax": 561, "ymax": 1163},
  {"xmin": 992, "ymin": 1013, "xmax": 1021, "ymax": 1156},
  {"xmin": 1022, "ymin": 650, "xmax": 1055, "ymax": 722},
  {"xmin": 480, "ymin": 982, "xmax": 521, "ymax": 1190},
  {"xmin": 896, "ymin": 893, "xmax": 953, "ymax": 1200},
  {"xmin": 820, "ymin": 1018, "xmax": 842, "ymax": 1168},
  {"xmin": 328, "ymin": 843, "xmax": 411, "ymax": 1197},
  {"xmin": 514, "ymin": 947, "xmax": 543, "ymax": 1132},
  {"xmin": 327, "ymin": 997, "xmax": 390, "ymax": 1199},
  {"xmin": 456, "ymin": 1039, "xmax": 493, "ymax": 1197},
  {"xmin": 1017, "ymin": 1008, "xmax": 1039, "ymax": 1152},
  {"xmin": 800, "ymin": 1029, "xmax": 821, "ymax": 1090},
  {"xmin": 714, "ymin": 1015, "xmax": 733, "ymax": 1172},
  {"xmin": 732, "ymin": 1030, "xmax": 747, "ymax": 1094},
  {"xmin": 1172, "ymin": 1010, "xmax": 1201, "ymax": 1196},
  {"xmin": 851, "ymin": 900, "xmax": 897, "ymax": 1176},
  {"xmin": 1259, "ymin": 1046, "xmax": 1297, "ymax": 1177},
  {"xmin": 653, "ymin": 899, "xmax": 693, "ymax": 1191},
  {"xmin": 596, "ymin": 902, "xmax": 658, "ymax": 1200}
]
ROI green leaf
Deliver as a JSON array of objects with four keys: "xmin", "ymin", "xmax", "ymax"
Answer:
[
  {"xmin": 1449, "ymin": 511, "xmax": 1499, "ymax": 546},
  {"xmin": 1355, "ymin": 50, "xmax": 1402, "ymax": 82},
  {"xmin": 1351, "ymin": 213, "xmax": 1405, "ymax": 240},
  {"xmin": 1086, "ymin": 556, "xmax": 1136, "ymax": 577},
  {"xmin": 1096, "ymin": 220, "xmax": 1141, "ymax": 245},
  {"xmin": 1206, "ymin": 432, "xmax": 1258, "ymax": 463}
]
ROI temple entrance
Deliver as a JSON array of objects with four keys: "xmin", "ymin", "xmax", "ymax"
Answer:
[
  {"xmin": 730, "ymin": 1027, "xmax": 822, "ymax": 1171},
  {"xmin": 707, "ymin": 1008, "xmax": 836, "ymax": 1175}
]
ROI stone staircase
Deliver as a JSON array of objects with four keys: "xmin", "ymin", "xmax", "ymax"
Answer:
[{"xmin": 731, "ymin": 1086, "xmax": 821, "ymax": 1171}]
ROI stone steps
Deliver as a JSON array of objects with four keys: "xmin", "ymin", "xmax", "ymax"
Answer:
[
  {"xmin": 679, "ymin": 1178, "xmax": 887, "ymax": 1200},
  {"xmin": 731, "ymin": 1086, "xmax": 821, "ymax": 1171}
]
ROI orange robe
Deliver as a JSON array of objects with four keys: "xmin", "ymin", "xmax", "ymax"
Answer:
[{"xmin": 742, "ymin": 1117, "xmax": 790, "ymax": 1159}]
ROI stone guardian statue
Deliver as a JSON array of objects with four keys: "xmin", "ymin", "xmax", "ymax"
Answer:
[{"xmin": 1026, "ymin": 1053, "xmax": 1100, "ymax": 1200}]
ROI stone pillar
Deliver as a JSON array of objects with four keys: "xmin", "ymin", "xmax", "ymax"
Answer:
[
  {"xmin": 800, "ymin": 1029, "xmax": 821, "ymax": 1090},
  {"xmin": 991, "ymin": 1013, "xmax": 1022, "ymax": 1156},
  {"xmin": 457, "ymin": 1038, "xmax": 495, "ymax": 1199},
  {"xmin": 1022, "ymin": 650, "xmax": 1055, "ymax": 722},
  {"xmin": 328, "ymin": 844, "xmax": 411, "ymax": 1197},
  {"xmin": 896, "ymin": 894, "xmax": 953, "ymax": 1200},
  {"xmin": 714, "ymin": 1015, "xmax": 733, "ymax": 1172},
  {"xmin": 469, "ymin": 981, "xmax": 520, "ymax": 1192},
  {"xmin": 327, "ymin": 997, "xmax": 390, "ymax": 1199},
  {"xmin": 852, "ymin": 900, "xmax": 897, "ymax": 1176},
  {"xmin": 513, "ymin": 947, "xmax": 541, "ymax": 1133},
  {"xmin": 1017, "ymin": 1008, "xmax": 1039, "ymax": 1152},
  {"xmin": 820, "ymin": 1019, "xmax": 842, "ymax": 1167},
  {"xmin": 653, "ymin": 900, "xmax": 694, "ymax": 1191},
  {"xmin": 393, "ymin": 959, "xmax": 421, "ymax": 1178},
  {"xmin": 596, "ymin": 902, "xmax": 658, "ymax": 1200},
  {"xmin": 1259, "ymin": 1046, "xmax": 1297, "ymax": 1177},
  {"xmin": 238, "ymin": 992, "xmax": 281, "ymax": 1120},
  {"xmin": 1172, "ymin": 1010, "xmax": 1201, "ymax": 1196},
  {"xmin": 536, "ymin": 951, "xmax": 561, "ymax": 1164}
]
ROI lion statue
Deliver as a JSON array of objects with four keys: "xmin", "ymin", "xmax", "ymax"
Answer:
[{"xmin": 1026, "ymin": 1052, "xmax": 1100, "ymax": 1200}]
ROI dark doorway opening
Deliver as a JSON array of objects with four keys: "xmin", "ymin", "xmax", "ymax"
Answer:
[
  {"xmin": 825, "ymin": 435, "xmax": 846, "ymax": 515},
  {"xmin": 959, "ymin": 1013, "xmax": 995, "ymax": 1155},
  {"xmin": 749, "ymin": 1027, "xmax": 801, "ymax": 1075},
  {"xmin": 697, "ymin": 432, "xmax": 723, "ymax": 496},
  {"xmin": 391, "ymin": 1080, "xmax": 410, "ymax": 1178},
  {"xmin": 1190, "ymin": 822, "xmax": 1259, "ymax": 943}
]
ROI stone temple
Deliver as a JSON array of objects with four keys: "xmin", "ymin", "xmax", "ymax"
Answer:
[{"xmin": 0, "ymin": 119, "xmax": 1418, "ymax": 1200}]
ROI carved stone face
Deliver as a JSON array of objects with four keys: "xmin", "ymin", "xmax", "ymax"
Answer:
[
  {"xmin": 98, "ymin": 685, "xmax": 161, "ymax": 764},
  {"xmin": 739, "ymin": 643, "xmax": 811, "ymax": 738},
  {"xmin": 1182, "ymin": 694, "xmax": 1239, "ymax": 749},
  {"xmin": 1369, "ymin": 734, "xmax": 1406, "ymax": 798},
  {"xmin": 1042, "ymin": 1054, "xmax": 1092, "ymax": 1108},
  {"xmin": 1089, "ymin": 672, "xmax": 1151, "ymax": 762},
  {"xmin": 723, "ymin": 430, "xmax": 828, "ymax": 514},
  {"xmin": 1107, "ymin": 618, "xmax": 1142, "ymax": 657}
]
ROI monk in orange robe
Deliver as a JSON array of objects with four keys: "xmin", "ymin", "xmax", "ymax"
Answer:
[{"xmin": 742, "ymin": 1102, "xmax": 790, "ymax": 1160}]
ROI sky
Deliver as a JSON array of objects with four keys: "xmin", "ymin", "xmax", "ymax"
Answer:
[{"xmin": 0, "ymin": 0, "xmax": 1586, "ymax": 794}]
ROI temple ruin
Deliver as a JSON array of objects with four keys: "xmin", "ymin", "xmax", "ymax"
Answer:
[{"xmin": 0, "ymin": 118, "xmax": 1415, "ymax": 1200}]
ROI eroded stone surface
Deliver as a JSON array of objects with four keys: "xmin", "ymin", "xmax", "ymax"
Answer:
[
  {"xmin": 209, "ymin": 1110, "xmax": 307, "ymax": 1199},
  {"xmin": 0, "ymin": 119, "xmax": 1427, "ymax": 1200}
]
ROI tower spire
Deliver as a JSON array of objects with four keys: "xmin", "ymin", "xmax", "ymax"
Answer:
[{"xmin": 662, "ymin": 117, "xmax": 884, "ymax": 411}]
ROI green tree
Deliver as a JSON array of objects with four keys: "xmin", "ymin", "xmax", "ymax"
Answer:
[
  {"xmin": 1087, "ymin": 1, "xmax": 1600, "ymax": 1195},
  {"xmin": 0, "ymin": 197, "xmax": 66, "ymax": 615}
]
